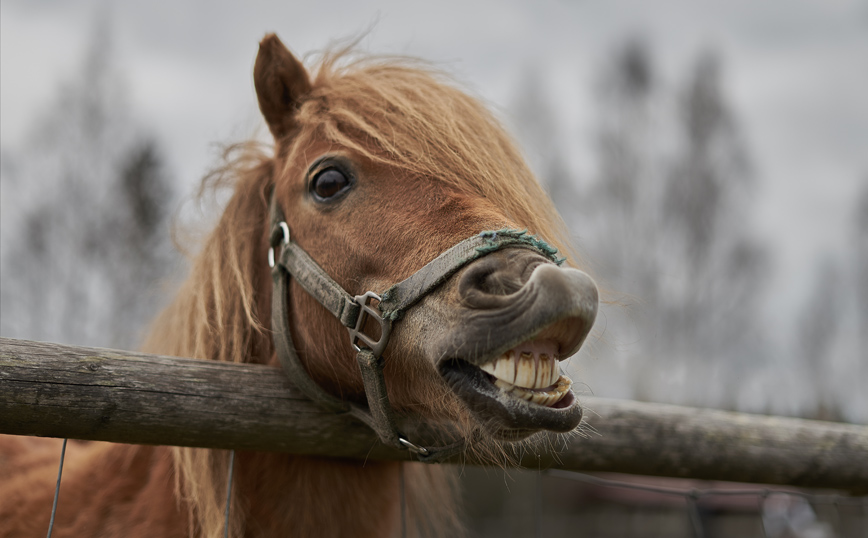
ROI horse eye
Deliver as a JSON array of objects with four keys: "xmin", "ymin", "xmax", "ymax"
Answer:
[{"xmin": 311, "ymin": 168, "xmax": 351, "ymax": 201}]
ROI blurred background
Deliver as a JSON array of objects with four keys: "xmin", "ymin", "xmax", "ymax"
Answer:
[{"xmin": 2, "ymin": 1, "xmax": 866, "ymax": 536}]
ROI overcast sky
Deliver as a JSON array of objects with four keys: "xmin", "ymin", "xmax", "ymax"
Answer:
[{"xmin": 2, "ymin": 0, "xmax": 867, "ymax": 340}]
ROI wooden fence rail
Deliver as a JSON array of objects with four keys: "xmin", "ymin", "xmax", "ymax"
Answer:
[{"xmin": 1, "ymin": 337, "xmax": 866, "ymax": 493}]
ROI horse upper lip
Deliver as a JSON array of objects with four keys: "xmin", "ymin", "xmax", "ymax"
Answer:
[{"xmin": 432, "ymin": 264, "xmax": 599, "ymax": 366}]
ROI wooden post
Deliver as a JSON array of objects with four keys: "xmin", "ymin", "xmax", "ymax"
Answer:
[{"xmin": 1, "ymin": 337, "xmax": 866, "ymax": 492}]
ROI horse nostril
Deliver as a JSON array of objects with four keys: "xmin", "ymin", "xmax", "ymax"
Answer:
[
  {"xmin": 458, "ymin": 258, "xmax": 498, "ymax": 298},
  {"xmin": 458, "ymin": 250, "xmax": 542, "ymax": 308}
]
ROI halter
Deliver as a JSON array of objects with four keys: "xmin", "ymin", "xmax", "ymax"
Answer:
[{"xmin": 268, "ymin": 193, "xmax": 564, "ymax": 462}]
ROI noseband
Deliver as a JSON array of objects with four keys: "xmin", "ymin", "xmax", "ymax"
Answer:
[{"xmin": 268, "ymin": 193, "xmax": 564, "ymax": 462}]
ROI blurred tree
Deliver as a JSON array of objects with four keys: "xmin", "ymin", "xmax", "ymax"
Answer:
[
  {"xmin": 581, "ymin": 39, "xmax": 671, "ymax": 400},
  {"xmin": 0, "ymin": 19, "xmax": 177, "ymax": 349},
  {"xmin": 855, "ymin": 179, "xmax": 868, "ymax": 357},
  {"xmin": 509, "ymin": 66, "xmax": 577, "ymax": 218},
  {"xmin": 572, "ymin": 42, "xmax": 770, "ymax": 409},
  {"xmin": 595, "ymin": 37, "xmax": 655, "ymax": 217},
  {"xmin": 659, "ymin": 50, "xmax": 768, "ymax": 395},
  {"xmin": 588, "ymin": 37, "xmax": 661, "ymax": 303},
  {"xmin": 792, "ymin": 179, "xmax": 868, "ymax": 423},
  {"xmin": 844, "ymin": 178, "xmax": 868, "ymax": 423},
  {"xmin": 795, "ymin": 258, "xmax": 843, "ymax": 420}
]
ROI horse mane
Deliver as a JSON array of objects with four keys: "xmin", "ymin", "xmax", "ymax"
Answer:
[
  {"xmin": 141, "ymin": 46, "xmax": 575, "ymax": 538},
  {"xmin": 142, "ymin": 141, "xmax": 275, "ymax": 537},
  {"xmin": 292, "ymin": 48, "xmax": 575, "ymax": 260}
]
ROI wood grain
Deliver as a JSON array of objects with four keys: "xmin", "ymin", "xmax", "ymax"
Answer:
[{"xmin": 2, "ymin": 337, "xmax": 865, "ymax": 492}]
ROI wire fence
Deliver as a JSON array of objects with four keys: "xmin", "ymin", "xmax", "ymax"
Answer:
[
  {"xmin": 537, "ymin": 469, "xmax": 867, "ymax": 538},
  {"xmin": 460, "ymin": 466, "xmax": 867, "ymax": 538},
  {"xmin": 37, "ymin": 435, "xmax": 868, "ymax": 538}
]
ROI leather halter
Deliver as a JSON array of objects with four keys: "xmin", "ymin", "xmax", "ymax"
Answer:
[{"xmin": 268, "ymin": 193, "xmax": 564, "ymax": 462}]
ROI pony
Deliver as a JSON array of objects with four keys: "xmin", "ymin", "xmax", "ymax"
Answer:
[{"xmin": 0, "ymin": 34, "xmax": 598, "ymax": 537}]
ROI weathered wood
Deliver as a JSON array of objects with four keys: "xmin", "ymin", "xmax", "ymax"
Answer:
[
  {"xmin": 528, "ymin": 398, "xmax": 868, "ymax": 493},
  {"xmin": 0, "ymin": 337, "xmax": 397, "ymax": 460},
  {"xmin": 1, "ymin": 337, "xmax": 866, "ymax": 492}
]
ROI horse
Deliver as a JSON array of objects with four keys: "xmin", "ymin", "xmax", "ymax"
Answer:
[{"xmin": 0, "ymin": 34, "xmax": 598, "ymax": 537}]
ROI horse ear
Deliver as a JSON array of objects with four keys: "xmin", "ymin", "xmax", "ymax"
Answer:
[{"xmin": 254, "ymin": 34, "xmax": 312, "ymax": 140}]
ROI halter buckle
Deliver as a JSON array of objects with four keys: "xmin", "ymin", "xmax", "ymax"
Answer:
[{"xmin": 348, "ymin": 292, "xmax": 392, "ymax": 357}]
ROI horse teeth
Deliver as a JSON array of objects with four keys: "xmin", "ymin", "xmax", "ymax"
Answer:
[
  {"xmin": 548, "ymin": 358, "xmax": 561, "ymax": 386},
  {"xmin": 480, "ymin": 351, "xmax": 517, "ymax": 384},
  {"xmin": 514, "ymin": 352, "xmax": 536, "ymax": 388},
  {"xmin": 496, "ymin": 351, "xmax": 517, "ymax": 383},
  {"xmin": 492, "ymin": 374, "xmax": 573, "ymax": 407},
  {"xmin": 534, "ymin": 392, "xmax": 555, "ymax": 407},
  {"xmin": 536, "ymin": 353, "xmax": 550, "ymax": 388},
  {"xmin": 481, "ymin": 349, "xmax": 563, "ymax": 390}
]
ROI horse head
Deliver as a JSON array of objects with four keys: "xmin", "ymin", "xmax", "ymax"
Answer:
[{"xmin": 254, "ymin": 34, "xmax": 598, "ymax": 449}]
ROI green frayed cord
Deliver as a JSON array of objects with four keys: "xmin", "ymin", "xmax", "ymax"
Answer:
[{"xmin": 477, "ymin": 228, "xmax": 563, "ymax": 264}]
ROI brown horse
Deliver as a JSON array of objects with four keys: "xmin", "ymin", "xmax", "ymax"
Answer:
[{"xmin": 0, "ymin": 34, "xmax": 598, "ymax": 537}]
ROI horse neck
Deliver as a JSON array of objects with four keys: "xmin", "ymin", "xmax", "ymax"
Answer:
[
  {"xmin": 234, "ymin": 452, "xmax": 402, "ymax": 537},
  {"xmin": 2, "ymin": 443, "xmax": 189, "ymax": 538}
]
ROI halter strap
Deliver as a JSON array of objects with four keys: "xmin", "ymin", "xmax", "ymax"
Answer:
[
  {"xmin": 268, "ymin": 193, "xmax": 563, "ymax": 462},
  {"xmin": 378, "ymin": 228, "xmax": 564, "ymax": 321}
]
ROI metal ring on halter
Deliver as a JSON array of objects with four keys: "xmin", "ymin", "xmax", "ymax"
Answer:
[
  {"xmin": 268, "ymin": 222, "xmax": 291, "ymax": 268},
  {"xmin": 398, "ymin": 437, "xmax": 430, "ymax": 456},
  {"xmin": 349, "ymin": 292, "xmax": 392, "ymax": 357}
]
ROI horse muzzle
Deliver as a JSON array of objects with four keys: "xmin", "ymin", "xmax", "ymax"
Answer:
[{"xmin": 432, "ymin": 250, "xmax": 598, "ymax": 440}]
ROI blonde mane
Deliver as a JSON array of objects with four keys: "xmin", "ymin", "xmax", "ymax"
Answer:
[
  {"xmin": 295, "ymin": 50, "xmax": 574, "ymax": 259},
  {"xmin": 142, "ymin": 47, "xmax": 575, "ymax": 538}
]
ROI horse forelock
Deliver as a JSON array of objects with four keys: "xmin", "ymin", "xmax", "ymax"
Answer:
[{"xmin": 291, "ymin": 49, "xmax": 577, "ymax": 266}]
